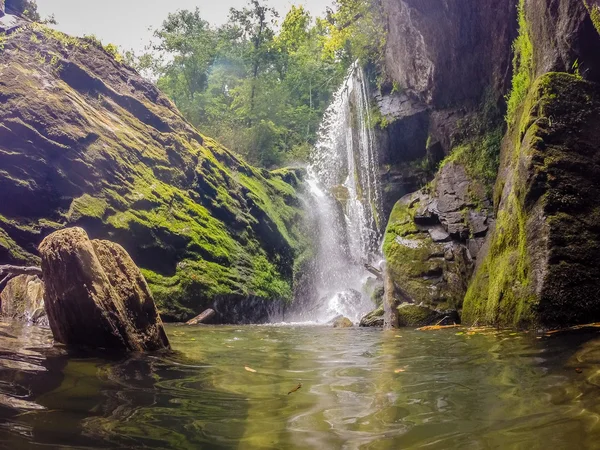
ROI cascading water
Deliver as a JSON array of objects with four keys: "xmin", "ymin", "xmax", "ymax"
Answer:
[{"xmin": 293, "ymin": 62, "xmax": 383, "ymax": 323}]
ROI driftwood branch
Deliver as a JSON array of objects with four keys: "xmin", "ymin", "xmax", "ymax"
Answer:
[
  {"xmin": 364, "ymin": 264, "xmax": 383, "ymax": 280},
  {"xmin": 0, "ymin": 265, "xmax": 43, "ymax": 277}
]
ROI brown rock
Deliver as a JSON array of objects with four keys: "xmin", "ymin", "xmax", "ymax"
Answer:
[
  {"xmin": 39, "ymin": 227, "xmax": 170, "ymax": 352},
  {"xmin": 0, "ymin": 274, "xmax": 46, "ymax": 324}
]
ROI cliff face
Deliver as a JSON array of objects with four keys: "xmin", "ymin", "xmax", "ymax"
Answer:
[
  {"xmin": 379, "ymin": 0, "xmax": 600, "ymax": 327},
  {"xmin": 0, "ymin": 22, "xmax": 309, "ymax": 322}
]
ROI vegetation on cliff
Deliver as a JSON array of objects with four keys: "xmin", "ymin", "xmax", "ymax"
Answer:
[
  {"xmin": 463, "ymin": 71, "xmax": 600, "ymax": 327},
  {"xmin": 0, "ymin": 23, "xmax": 310, "ymax": 321}
]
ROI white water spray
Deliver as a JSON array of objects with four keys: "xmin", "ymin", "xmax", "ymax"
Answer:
[{"xmin": 295, "ymin": 62, "xmax": 383, "ymax": 323}]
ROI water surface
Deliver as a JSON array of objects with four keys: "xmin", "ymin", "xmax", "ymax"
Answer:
[{"xmin": 1, "ymin": 321, "xmax": 600, "ymax": 449}]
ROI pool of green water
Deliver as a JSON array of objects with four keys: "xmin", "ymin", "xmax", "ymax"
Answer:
[{"xmin": 1, "ymin": 321, "xmax": 600, "ymax": 449}]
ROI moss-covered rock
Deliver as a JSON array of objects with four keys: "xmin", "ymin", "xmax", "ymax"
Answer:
[
  {"xmin": 464, "ymin": 73, "xmax": 600, "ymax": 328},
  {"xmin": 396, "ymin": 304, "xmax": 439, "ymax": 327},
  {"xmin": 359, "ymin": 306, "xmax": 384, "ymax": 327},
  {"xmin": 0, "ymin": 25, "xmax": 309, "ymax": 322},
  {"xmin": 383, "ymin": 161, "xmax": 491, "ymax": 311}
]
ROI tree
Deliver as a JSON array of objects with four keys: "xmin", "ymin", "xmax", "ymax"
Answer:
[
  {"xmin": 228, "ymin": 0, "xmax": 279, "ymax": 125},
  {"xmin": 143, "ymin": 0, "xmax": 374, "ymax": 168}
]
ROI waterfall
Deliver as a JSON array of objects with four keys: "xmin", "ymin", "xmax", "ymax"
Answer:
[{"xmin": 293, "ymin": 62, "xmax": 383, "ymax": 324}]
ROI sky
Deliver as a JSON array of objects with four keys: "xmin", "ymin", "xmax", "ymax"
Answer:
[{"xmin": 36, "ymin": 0, "xmax": 332, "ymax": 54}]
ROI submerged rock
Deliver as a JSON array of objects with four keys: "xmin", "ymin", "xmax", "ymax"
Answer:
[
  {"xmin": 0, "ymin": 274, "xmax": 47, "ymax": 325},
  {"xmin": 332, "ymin": 317, "xmax": 353, "ymax": 328},
  {"xmin": 39, "ymin": 227, "xmax": 170, "ymax": 352}
]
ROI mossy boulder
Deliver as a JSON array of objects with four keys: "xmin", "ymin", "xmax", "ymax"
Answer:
[
  {"xmin": 396, "ymin": 304, "xmax": 439, "ymax": 327},
  {"xmin": 382, "ymin": 165, "xmax": 487, "ymax": 312},
  {"xmin": 463, "ymin": 73, "xmax": 600, "ymax": 328},
  {"xmin": 332, "ymin": 317, "xmax": 353, "ymax": 328},
  {"xmin": 0, "ymin": 25, "xmax": 310, "ymax": 322},
  {"xmin": 359, "ymin": 306, "xmax": 384, "ymax": 327}
]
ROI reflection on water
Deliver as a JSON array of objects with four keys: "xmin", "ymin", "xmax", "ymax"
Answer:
[{"xmin": 2, "ymin": 321, "xmax": 600, "ymax": 449}]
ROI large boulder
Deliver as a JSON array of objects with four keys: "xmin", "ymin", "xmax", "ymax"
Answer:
[
  {"xmin": 0, "ymin": 274, "xmax": 46, "ymax": 325},
  {"xmin": 382, "ymin": 162, "xmax": 492, "ymax": 312},
  {"xmin": 39, "ymin": 227, "xmax": 170, "ymax": 351}
]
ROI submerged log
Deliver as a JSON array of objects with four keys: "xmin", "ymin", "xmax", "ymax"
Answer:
[
  {"xmin": 39, "ymin": 227, "xmax": 170, "ymax": 352},
  {"xmin": 186, "ymin": 308, "xmax": 216, "ymax": 325}
]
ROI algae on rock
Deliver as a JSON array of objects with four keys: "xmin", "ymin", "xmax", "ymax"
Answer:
[{"xmin": 463, "ymin": 73, "xmax": 600, "ymax": 328}]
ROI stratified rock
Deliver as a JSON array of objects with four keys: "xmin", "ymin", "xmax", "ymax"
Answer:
[
  {"xmin": 0, "ymin": 274, "xmax": 46, "ymax": 325},
  {"xmin": 359, "ymin": 306, "xmax": 384, "ymax": 327},
  {"xmin": 39, "ymin": 228, "xmax": 170, "ymax": 351},
  {"xmin": 332, "ymin": 317, "xmax": 353, "ymax": 328},
  {"xmin": 186, "ymin": 308, "xmax": 216, "ymax": 325}
]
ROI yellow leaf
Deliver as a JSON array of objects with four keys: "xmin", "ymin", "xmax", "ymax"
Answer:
[{"xmin": 244, "ymin": 366, "xmax": 257, "ymax": 373}]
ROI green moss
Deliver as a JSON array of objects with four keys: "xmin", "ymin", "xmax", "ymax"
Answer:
[
  {"xmin": 0, "ymin": 27, "xmax": 310, "ymax": 322},
  {"xmin": 397, "ymin": 304, "xmax": 438, "ymax": 327},
  {"xmin": 439, "ymin": 127, "xmax": 503, "ymax": 197},
  {"xmin": 67, "ymin": 195, "xmax": 109, "ymax": 222},
  {"xmin": 505, "ymin": 0, "xmax": 533, "ymax": 126},
  {"xmin": 383, "ymin": 199, "xmax": 447, "ymax": 305},
  {"xmin": 464, "ymin": 73, "xmax": 600, "ymax": 328},
  {"xmin": 584, "ymin": 2, "xmax": 600, "ymax": 35}
]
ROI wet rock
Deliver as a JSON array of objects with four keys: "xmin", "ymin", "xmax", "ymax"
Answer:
[
  {"xmin": 397, "ymin": 303, "xmax": 460, "ymax": 327},
  {"xmin": 333, "ymin": 317, "xmax": 353, "ymax": 328},
  {"xmin": 359, "ymin": 306, "xmax": 384, "ymax": 327},
  {"xmin": 428, "ymin": 227, "xmax": 451, "ymax": 243},
  {"xmin": 186, "ymin": 308, "xmax": 216, "ymax": 325},
  {"xmin": 397, "ymin": 304, "xmax": 439, "ymax": 327},
  {"xmin": 0, "ymin": 274, "xmax": 46, "ymax": 325},
  {"xmin": 39, "ymin": 227, "xmax": 170, "ymax": 352}
]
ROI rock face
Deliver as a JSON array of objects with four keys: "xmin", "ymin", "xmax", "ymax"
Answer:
[
  {"xmin": 0, "ymin": 274, "xmax": 46, "ymax": 325},
  {"xmin": 464, "ymin": 74, "xmax": 600, "ymax": 328},
  {"xmin": 383, "ymin": 162, "xmax": 492, "ymax": 311},
  {"xmin": 0, "ymin": 23, "xmax": 309, "ymax": 322},
  {"xmin": 39, "ymin": 227, "xmax": 170, "ymax": 351}
]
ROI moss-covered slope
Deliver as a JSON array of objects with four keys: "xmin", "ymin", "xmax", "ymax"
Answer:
[{"xmin": 0, "ymin": 24, "xmax": 309, "ymax": 321}]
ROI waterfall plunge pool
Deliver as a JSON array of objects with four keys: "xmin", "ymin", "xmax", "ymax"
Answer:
[{"xmin": 1, "ymin": 321, "xmax": 600, "ymax": 449}]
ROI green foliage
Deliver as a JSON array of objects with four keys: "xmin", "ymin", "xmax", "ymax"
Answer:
[
  {"xmin": 103, "ymin": 42, "xmax": 123, "ymax": 63},
  {"xmin": 505, "ymin": 0, "xmax": 533, "ymax": 126},
  {"xmin": 439, "ymin": 128, "xmax": 503, "ymax": 197},
  {"xmin": 136, "ymin": 0, "xmax": 379, "ymax": 168},
  {"xmin": 319, "ymin": 0, "xmax": 387, "ymax": 67}
]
